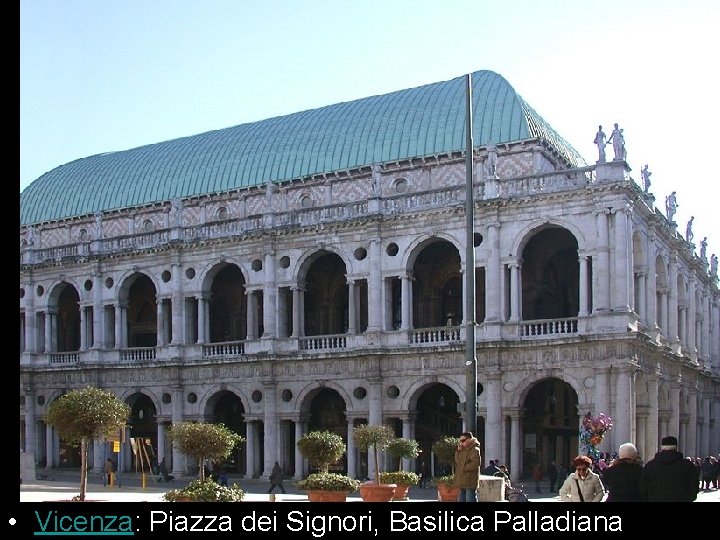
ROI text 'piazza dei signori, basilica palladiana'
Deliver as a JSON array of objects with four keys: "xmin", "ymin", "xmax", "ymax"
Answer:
[{"xmin": 20, "ymin": 70, "xmax": 720, "ymax": 481}]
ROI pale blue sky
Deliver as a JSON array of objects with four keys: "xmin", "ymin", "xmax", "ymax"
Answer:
[{"xmin": 20, "ymin": 0, "xmax": 719, "ymax": 254}]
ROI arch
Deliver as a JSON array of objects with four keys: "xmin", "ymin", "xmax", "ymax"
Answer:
[
  {"xmin": 295, "ymin": 247, "xmax": 353, "ymax": 283},
  {"xmin": 402, "ymin": 233, "xmax": 462, "ymax": 271},
  {"xmin": 198, "ymin": 259, "xmax": 250, "ymax": 293},
  {"xmin": 521, "ymin": 226, "xmax": 580, "ymax": 320},
  {"xmin": 296, "ymin": 381, "xmax": 353, "ymax": 415},
  {"xmin": 511, "ymin": 219, "xmax": 587, "ymax": 257},
  {"xmin": 301, "ymin": 251, "xmax": 351, "ymax": 336}
]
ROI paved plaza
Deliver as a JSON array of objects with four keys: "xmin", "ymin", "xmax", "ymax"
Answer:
[{"xmin": 19, "ymin": 470, "xmax": 720, "ymax": 503}]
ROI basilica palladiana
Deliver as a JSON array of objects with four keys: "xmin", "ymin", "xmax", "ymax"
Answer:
[{"xmin": 20, "ymin": 70, "xmax": 719, "ymax": 481}]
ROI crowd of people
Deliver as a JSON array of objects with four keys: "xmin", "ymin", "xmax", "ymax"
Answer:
[{"xmin": 451, "ymin": 431, "xmax": 718, "ymax": 502}]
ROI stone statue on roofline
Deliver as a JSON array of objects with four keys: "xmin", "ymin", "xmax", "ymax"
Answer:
[
  {"xmin": 593, "ymin": 125, "xmax": 607, "ymax": 163},
  {"xmin": 640, "ymin": 164, "xmax": 652, "ymax": 193},
  {"xmin": 607, "ymin": 123, "xmax": 626, "ymax": 161},
  {"xmin": 665, "ymin": 191, "xmax": 678, "ymax": 222},
  {"xmin": 699, "ymin": 237, "xmax": 708, "ymax": 262},
  {"xmin": 710, "ymin": 254, "xmax": 718, "ymax": 279},
  {"xmin": 485, "ymin": 142, "xmax": 498, "ymax": 179},
  {"xmin": 686, "ymin": 216, "xmax": 694, "ymax": 244}
]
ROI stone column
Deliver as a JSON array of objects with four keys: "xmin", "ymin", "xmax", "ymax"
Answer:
[
  {"xmin": 594, "ymin": 367, "xmax": 610, "ymax": 421},
  {"xmin": 578, "ymin": 255, "xmax": 589, "ymax": 317},
  {"xmin": 246, "ymin": 421, "xmax": 256, "ymax": 478},
  {"xmin": 646, "ymin": 373, "xmax": 659, "ymax": 458},
  {"xmin": 367, "ymin": 239, "xmax": 382, "ymax": 331},
  {"xmin": 712, "ymin": 301, "xmax": 720, "ymax": 370},
  {"xmin": 157, "ymin": 423, "xmax": 165, "ymax": 463},
  {"xmin": 197, "ymin": 295, "xmax": 207, "ymax": 343},
  {"xmin": 246, "ymin": 290, "xmax": 257, "ymax": 340},
  {"xmin": 156, "ymin": 300, "xmax": 165, "ymax": 346},
  {"xmin": 263, "ymin": 251, "xmax": 277, "ymax": 338},
  {"xmin": 645, "ymin": 232, "xmax": 658, "ymax": 330},
  {"xmin": 711, "ymin": 400, "xmax": 720, "ymax": 454},
  {"xmin": 171, "ymin": 386, "xmax": 184, "ymax": 476},
  {"xmin": 401, "ymin": 414, "xmax": 416, "ymax": 471},
  {"xmin": 484, "ymin": 374, "xmax": 502, "ymax": 464},
  {"xmin": 612, "ymin": 206, "xmax": 632, "ymax": 311},
  {"xmin": 24, "ymin": 387, "xmax": 36, "ymax": 462},
  {"xmin": 613, "ymin": 366, "xmax": 633, "ymax": 447},
  {"xmin": 93, "ymin": 272, "xmax": 103, "ymax": 349},
  {"xmin": 45, "ymin": 423, "xmax": 54, "ymax": 467},
  {"xmin": 509, "ymin": 263, "xmax": 521, "ymax": 322},
  {"xmin": 171, "ymin": 262, "xmax": 184, "ymax": 345},
  {"xmin": 367, "ymin": 380, "xmax": 383, "ymax": 481},
  {"xmin": 668, "ymin": 384, "xmax": 680, "ymax": 439},
  {"xmin": 79, "ymin": 306, "xmax": 87, "ymax": 350},
  {"xmin": 291, "ymin": 286, "xmax": 303, "ymax": 337},
  {"xmin": 593, "ymin": 210, "xmax": 610, "ymax": 312},
  {"xmin": 509, "ymin": 409, "xmax": 521, "ymax": 483},
  {"xmin": 347, "ymin": 279, "xmax": 357, "ymax": 334},
  {"xmin": 44, "ymin": 310, "xmax": 54, "ymax": 352},
  {"xmin": 400, "ymin": 274, "xmax": 413, "ymax": 330},
  {"xmin": 701, "ymin": 397, "xmax": 711, "ymax": 456},
  {"xmin": 24, "ymin": 280, "xmax": 37, "ymax": 353},
  {"xmin": 636, "ymin": 272, "xmax": 646, "ymax": 321},
  {"xmin": 686, "ymin": 390, "xmax": 698, "ymax": 457},
  {"xmin": 346, "ymin": 417, "xmax": 356, "ymax": 479},
  {"xmin": 668, "ymin": 253, "xmax": 679, "ymax": 343},
  {"xmin": 687, "ymin": 280, "xmax": 697, "ymax": 354},
  {"xmin": 486, "ymin": 223, "xmax": 501, "ymax": 321},
  {"xmin": 262, "ymin": 384, "xmax": 279, "ymax": 478},
  {"xmin": 294, "ymin": 420, "xmax": 306, "ymax": 479}
]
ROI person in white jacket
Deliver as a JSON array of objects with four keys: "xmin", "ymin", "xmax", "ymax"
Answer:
[{"xmin": 559, "ymin": 455, "xmax": 605, "ymax": 502}]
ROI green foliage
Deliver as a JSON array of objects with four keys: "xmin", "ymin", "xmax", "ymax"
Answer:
[
  {"xmin": 163, "ymin": 478, "xmax": 245, "ymax": 502},
  {"xmin": 168, "ymin": 422, "xmax": 244, "ymax": 478},
  {"xmin": 296, "ymin": 431, "xmax": 346, "ymax": 474},
  {"xmin": 379, "ymin": 471, "xmax": 420, "ymax": 486},
  {"xmin": 44, "ymin": 386, "xmax": 130, "ymax": 445},
  {"xmin": 432, "ymin": 436, "xmax": 460, "ymax": 474},
  {"xmin": 296, "ymin": 472, "xmax": 360, "ymax": 492},
  {"xmin": 352, "ymin": 424, "xmax": 396, "ymax": 484},
  {"xmin": 386, "ymin": 438, "xmax": 420, "ymax": 470},
  {"xmin": 432, "ymin": 474, "xmax": 455, "ymax": 487}
]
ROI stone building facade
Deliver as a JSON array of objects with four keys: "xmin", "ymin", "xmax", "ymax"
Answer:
[{"xmin": 20, "ymin": 71, "xmax": 719, "ymax": 481}]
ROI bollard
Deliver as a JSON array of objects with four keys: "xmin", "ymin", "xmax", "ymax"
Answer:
[
  {"xmin": 109, "ymin": 472, "xmax": 115, "ymax": 488},
  {"xmin": 269, "ymin": 493, "xmax": 276, "ymax": 502},
  {"xmin": 142, "ymin": 473, "xmax": 147, "ymax": 489}
]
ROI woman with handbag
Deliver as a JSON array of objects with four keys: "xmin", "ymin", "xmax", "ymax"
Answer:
[{"xmin": 559, "ymin": 455, "xmax": 605, "ymax": 502}]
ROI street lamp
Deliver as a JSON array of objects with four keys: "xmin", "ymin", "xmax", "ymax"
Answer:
[{"xmin": 464, "ymin": 73, "xmax": 477, "ymax": 433}]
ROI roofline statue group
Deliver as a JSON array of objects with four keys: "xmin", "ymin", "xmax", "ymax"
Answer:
[{"xmin": 594, "ymin": 123, "xmax": 626, "ymax": 163}]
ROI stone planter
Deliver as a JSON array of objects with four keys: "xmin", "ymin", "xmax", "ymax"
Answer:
[
  {"xmin": 306, "ymin": 490, "xmax": 348, "ymax": 502},
  {"xmin": 359, "ymin": 482, "xmax": 396, "ymax": 502}
]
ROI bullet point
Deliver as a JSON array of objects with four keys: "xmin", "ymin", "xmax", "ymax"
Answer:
[{"xmin": 9, "ymin": 518, "xmax": 16, "ymax": 525}]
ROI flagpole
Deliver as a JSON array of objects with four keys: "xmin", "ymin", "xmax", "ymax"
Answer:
[{"xmin": 464, "ymin": 73, "xmax": 477, "ymax": 433}]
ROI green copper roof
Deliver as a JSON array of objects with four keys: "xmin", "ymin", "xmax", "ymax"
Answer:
[{"xmin": 20, "ymin": 70, "xmax": 585, "ymax": 225}]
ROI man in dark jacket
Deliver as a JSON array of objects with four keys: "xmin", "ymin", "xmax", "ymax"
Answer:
[{"xmin": 639, "ymin": 436, "xmax": 698, "ymax": 501}]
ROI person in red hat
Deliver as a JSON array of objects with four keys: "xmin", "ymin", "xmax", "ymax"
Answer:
[{"xmin": 639, "ymin": 436, "xmax": 698, "ymax": 501}]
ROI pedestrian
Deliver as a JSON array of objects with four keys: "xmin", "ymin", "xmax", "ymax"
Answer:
[
  {"xmin": 417, "ymin": 460, "xmax": 428, "ymax": 489},
  {"xmin": 639, "ymin": 436, "xmax": 698, "ymax": 501},
  {"xmin": 158, "ymin": 457, "xmax": 173, "ymax": 483},
  {"xmin": 453, "ymin": 431, "xmax": 482, "ymax": 502},
  {"xmin": 103, "ymin": 458, "xmax": 114, "ymax": 487},
  {"xmin": 482, "ymin": 459, "xmax": 499, "ymax": 476},
  {"xmin": 547, "ymin": 461, "xmax": 558, "ymax": 492},
  {"xmin": 532, "ymin": 462, "xmax": 544, "ymax": 492},
  {"xmin": 268, "ymin": 461, "xmax": 286, "ymax": 494},
  {"xmin": 558, "ymin": 455, "xmax": 605, "ymax": 502},
  {"xmin": 602, "ymin": 442, "xmax": 643, "ymax": 502}
]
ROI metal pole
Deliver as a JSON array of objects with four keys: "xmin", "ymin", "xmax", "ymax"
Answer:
[{"xmin": 464, "ymin": 74, "xmax": 477, "ymax": 433}]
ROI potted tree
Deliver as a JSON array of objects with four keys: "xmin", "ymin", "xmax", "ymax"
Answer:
[
  {"xmin": 296, "ymin": 430, "xmax": 360, "ymax": 502},
  {"xmin": 164, "ymin": 421, "xmax": 245, "ymax": 502},
  {"xmin": 44, "ymin": 386, "xmax": 130, "ymax": 501},
  {"xmin": 352, "ymin": 424, "xmax": 396, "ymax": 502},
  {"xmin": 380, "ymin": 437, "xmax": 420, "ymax": 500},
  {"xmin": 432, "ymin": 436, "xmax": 461, "ymax": 502}
]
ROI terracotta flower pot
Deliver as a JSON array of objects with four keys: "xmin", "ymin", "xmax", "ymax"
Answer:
[
  {"xmin": 392, "ymin": 484, "xmax": 410, "ymax": 501},
  {"xmin": 306, "ymin": 490, "xmax": 347, "ymax": 502},
  {"xmin": 436, "ymin": 484, "xmax": 460, "ymax": 502},
  {"xmin": 359, "ymin": 482, "xmax": 396, "ymax": 502}
]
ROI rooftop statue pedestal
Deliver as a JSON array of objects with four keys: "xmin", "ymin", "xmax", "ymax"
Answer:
[
  {"xmin": 476, "ymin": 474, "xmax": 505, "ymax": 502},
  {"xmin": 595, "ymin": 160, "xmax": 630, "ymax": 183}
]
